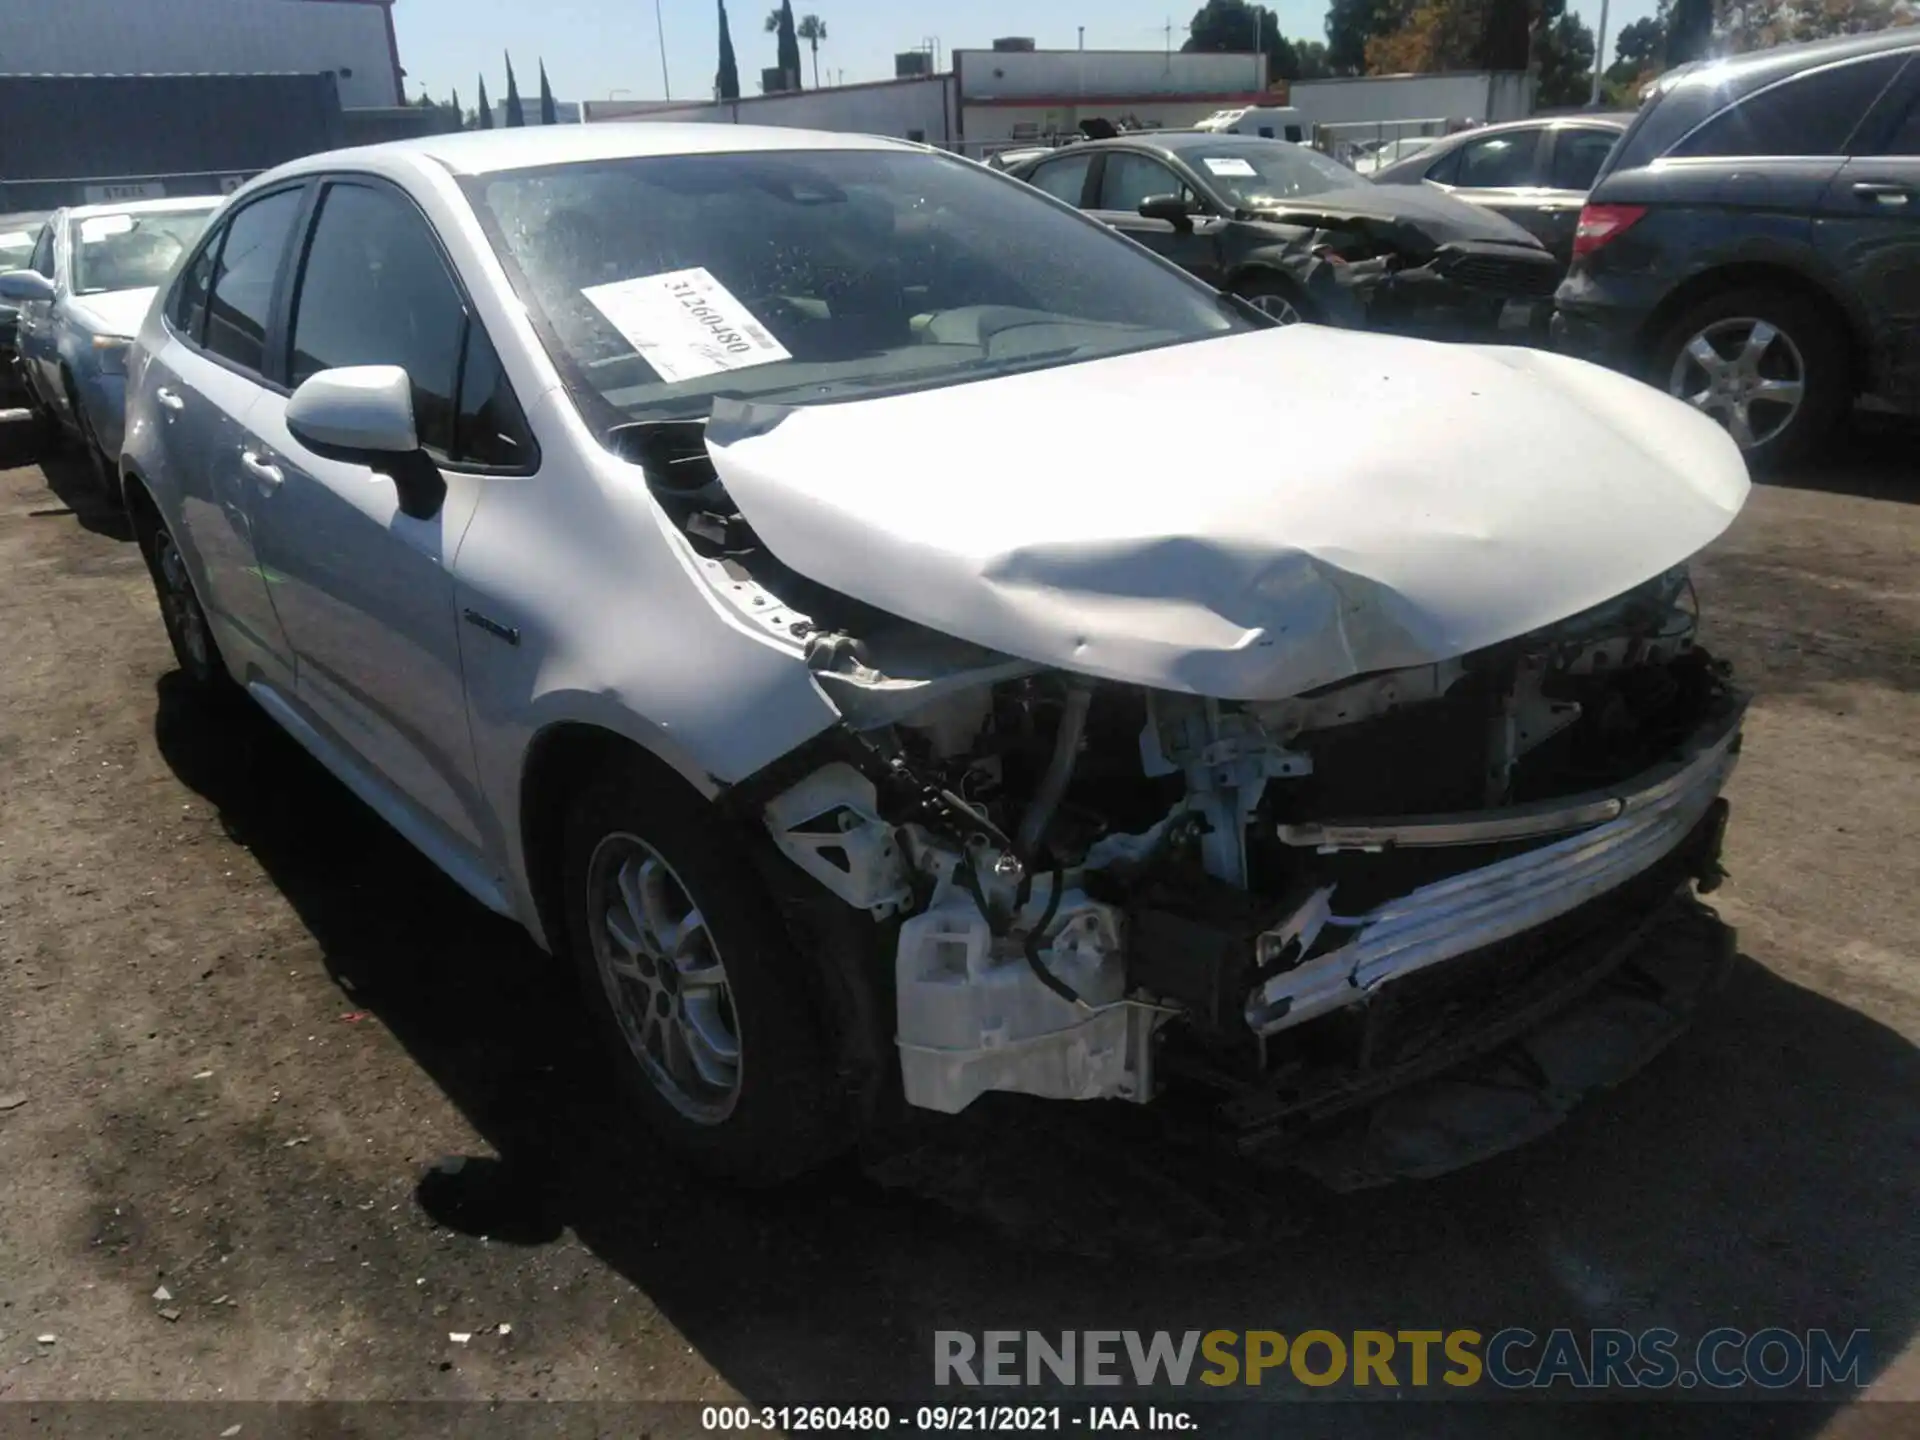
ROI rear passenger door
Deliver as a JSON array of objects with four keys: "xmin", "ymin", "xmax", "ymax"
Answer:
[
  {"xmin": 1813, "ymin": 51, "xmax": 1920, "ymax": 402},
  {"xmin": 1536, "ymin": 125, "xmax": 1623, "ymax": 263},
  {"xmin": 1086, "ymin": 151, "xmax": 1225, "ymax": 286},
  {"xmin": 146, "ymin": 185, "xmax": 308, "ymax": 690},
  {"xmin": 241, "ymin": 175, "xmax": 534, "ymax": 861},
  {"xmin": 1424, "ymin": 127, "xmax": 1558, "ymax": 244}
]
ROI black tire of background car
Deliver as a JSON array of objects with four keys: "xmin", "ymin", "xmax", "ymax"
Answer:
[
  {"xmin": 1231, "ymin": 271, "xmax": 1317, "ymax": 326},
  {"xmin": 561, "ymin": 758, "xmax": 853, "ymax": 1184},
  {"xmin": 1650, "ymin": 287, "xmax": 1849, "ymax": 471},
  {"xmin": 136, "ymin": 517, "xmax": 235, "ymax": 695}
]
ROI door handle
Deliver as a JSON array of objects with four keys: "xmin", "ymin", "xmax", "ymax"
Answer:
[
  {"xmin": 240, "ymin": 451, "xmax": 284, "ymax": 488},
  {"xmin": 1852, "ymin": 181, "xmax": 1911, "ymax": 205},
  {"xmin": 154, "ymin": 387, "xmax": 185, "ymax": 411}
]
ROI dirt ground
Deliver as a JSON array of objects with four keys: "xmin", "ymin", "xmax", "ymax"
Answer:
[{"xmin": 0, "ymin": 410, "xmax": 1916, "ymax": 1436}]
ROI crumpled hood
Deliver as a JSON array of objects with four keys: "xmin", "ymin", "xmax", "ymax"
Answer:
[
  {"xmin": 67, "ymin": 286, "xmax": 157, "ymax": 339},
  {"xmin": 705, "ymin": 326, "xmax": 1749, "ymax": 701},
  {"xmin": 1247, "ymin": 182, "xmax": 1541, "ymax": 249}
]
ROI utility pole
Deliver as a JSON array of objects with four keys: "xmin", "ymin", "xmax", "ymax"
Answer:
[
  {"xmin": 1078, "ymin": 25, "xmax": 1085, "ymax": 49},
  {"xmin": 1588, "ymin": 0, "xmax": 1610, "ymax": 107},
  {"xmin": 655, "ymin": 0, "xmax": 672, "ymax": 98}
]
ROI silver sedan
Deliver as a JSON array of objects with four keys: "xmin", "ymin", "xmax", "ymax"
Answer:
[{"xmin": 0, "ymin": 197, "xmax": 219, "ymax": 491}]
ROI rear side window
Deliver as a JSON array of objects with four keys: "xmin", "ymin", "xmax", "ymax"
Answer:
[
  {"xmin": 1672, "ymin": 54, "xmax": 1905, "ymax": 158},
  {"xmin": 1433, "ymin": 131, "xmax": 1543, "ymax": 187},
  {"xmin": 1026, "ymin": 153, "xmax": 1093, "ymax": 205},
  {"xmin": 169, "ymin": 222, "xmax": 224, "ymax": 341},
  {"xmin": 289, "ymin": 179, "xmax": 531, "ymax": 468},
  {"xmin": 204, "ymin": 188, "xmax": 303, "ymax": 373},
  {"xmin": 1550, "ymin": 128, "xmax": 1621, "ymax": 190}
]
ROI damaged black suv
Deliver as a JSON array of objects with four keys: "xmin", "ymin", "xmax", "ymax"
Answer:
[{"xmin": 1009, "ymin": 131, "xmax": 1563, "ymax": 340}]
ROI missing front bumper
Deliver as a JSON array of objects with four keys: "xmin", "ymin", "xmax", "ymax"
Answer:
[{"xmin": 1245, "ymin": 697, "xmax": 1745, "ymax": 1038}]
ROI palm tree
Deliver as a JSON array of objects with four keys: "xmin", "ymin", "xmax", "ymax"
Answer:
[{"xmin": 796, "ymin": 14, "xmax": 828, "ymax": 88}]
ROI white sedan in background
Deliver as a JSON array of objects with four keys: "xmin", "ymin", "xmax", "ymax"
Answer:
[{"xmin": 117, "ymin": 125, "xmax": 1750, "ymax": 1185}]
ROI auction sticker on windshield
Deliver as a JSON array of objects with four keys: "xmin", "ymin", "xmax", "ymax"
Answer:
[
  {"xmin": 582, "ymin": 266, "xmax": 791, "ymax": 384},
  {"xmin": 1202, "ymin": 158, "xmax": 1258, "ymax": 177}
]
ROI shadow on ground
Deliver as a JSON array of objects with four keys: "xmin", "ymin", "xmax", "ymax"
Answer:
[
  {"xmin": 150, "ymin": 653, "xmax": 1918, "ymax": 1431},
  {"xmin": 0, "ymin": 414, "xmax": 131, "ymax": 539},
  {"xmin": 1767, "ymin": 411, "xmax": 1918, "ymax": 506}
]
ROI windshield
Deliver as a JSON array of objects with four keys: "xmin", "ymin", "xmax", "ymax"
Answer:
[
  {"xmin": 0, "ymin": 221, "xmax": 39, "ymax": 270},
  {"xmin": 71, "ymin": 209, "xmax": 212, "ymax": 295},
  {"xmin": 466, "ymin": 148, "xmax": 1249, "ymax": 426},
  {"xmin": 1181, "ymin": 139, "xmax": 1361, "ymax": 207}
]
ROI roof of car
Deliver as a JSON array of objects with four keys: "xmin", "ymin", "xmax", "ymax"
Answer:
[
  {"xmin": 1436, "ymin": 112, "xmax": 1635, "ymax": 140},
  {"xmin": 1660, "ymin": 24, "xmax": 1920, "ymax": 98},
  {"xmin": 275, "ymin": 123, "xmax": 920, "ymax": 180},
  {"xmin": 63, "ymin": 195, "xmax": 224, "ymax": 221}
]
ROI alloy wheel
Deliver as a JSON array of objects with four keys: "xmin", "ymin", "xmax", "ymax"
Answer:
[
  {"xmin": 1247, "ymin": 292, "xmax": 1303, "ymax": 325},
  {"xmin": 586, "ymin": 833, "xmax": 742, "ymax": 1123},
  {"xmin": 1667, "ymin": 317, "xmax": 1807, "ymax": 451},
  {"xmin": 153, "ymin": 529, "xmax": 212, "ymax": 675}
]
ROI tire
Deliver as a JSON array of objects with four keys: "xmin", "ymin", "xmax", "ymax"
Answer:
[
  {"xmin": 1649, "ymin": 288, "xmax": 1848, "ymax": 469},
  {"xmin": 1232, "ymin": 272, "xmax": 1315, "ymax": 326},
  {"xmin": 139, "ymin": 516, "xmax": 232, "ymax": 693},
  {"xmin": 74, "ymin": 399, "xmax": 120, "ymax": 507},
  {"xmin": 561, "ymin": 758, "xmax": 851, "ymax": 1183}
]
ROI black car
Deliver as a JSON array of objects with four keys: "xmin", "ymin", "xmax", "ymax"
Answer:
[
  {"xmin": 1371, "ymin": 114, "xmax": 1634, "ymax": 264},
  {"xmin": 1007, "ymin": 132, "xmax": 1563, "ymax": 340},
  {"xmin": 1553, "ymin": 29, "xmax": 1920, "ymax": 465}
]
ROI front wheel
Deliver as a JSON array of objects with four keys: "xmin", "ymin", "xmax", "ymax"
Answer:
[
  {"xmin": 1651, "ymin": 288, "xmax": 1848, "ymax": 468},
  {"xmin": 1232, "ymin": 273, "xmax": 1315, "ymax": 326},
  {"xmin": 141, "ymin": 519, "xmax": 230, "ymax": 692},
  {"xmin": 561, "ymin": 759, "xmax": 852, "ymax": 1183}
]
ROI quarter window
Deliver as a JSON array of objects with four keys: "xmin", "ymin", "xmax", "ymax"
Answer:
[
  {"xmin": 289, "ymin": 180, "xmax": 529, "ymax": 467},
  {"xmin": 169, "ymin": 223, "xmax": 224, "ymax": 340},
  {"xmin": 203, "ymin": 188, "xmax": 303, "ymax": 373},
  {"xmin": 1026, "ymin": 153, "xmax": 1094, "ymax": 205},
  {"xmin": 29, "ymin": 224, "xmax": 55, "ymax": 279},
  {"xmin": 1673, "ymin": 54, "xmax": 1905, "ymax": 158}
]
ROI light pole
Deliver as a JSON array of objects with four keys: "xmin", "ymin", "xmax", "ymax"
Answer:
[
  {"xmin": 1588, "ymin": 0, "xmax": 1610, "ymax": 107},
  {"xmin": 655, "ymin": 0, "xmax": 672, "ymax": 99}
]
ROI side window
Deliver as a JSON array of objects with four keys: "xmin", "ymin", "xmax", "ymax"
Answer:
[
  {"xmin": 1098, "ymin": 153, "xmax": 1186, "ymax": 211},
  {"xmin": 1549, "ymin": 128, "xmax": 1621, "ymax": 190},
  {"xmin": 1026, "ymin": 153, "xmax": 1094, "ymax": 205},
  {"xmin": 168, "ymin": 222, "xmax": 225, "ymax": 341},
  {"xmin": 29, "ymin": 224, "xmax": 55, "ymax": 279},
  {"xmin": 1674, "ymin": 54, "xmax": 1905, "ymax": 158},
  {"xmin": 204, "ymin": 189, "xmax": 303, "ymax": 373},
  {"xmin": 1448, "ymin": 131, "xmax": 1544, "ymax": 188},
  {"xmin": 289, "ymin": 180, "xmax": 528, "ymax": 467}
]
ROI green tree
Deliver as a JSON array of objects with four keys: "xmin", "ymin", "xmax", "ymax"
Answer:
[
  {"xmin": 717, "ymin": 0, "xmax": 742, "ymax": 98},
  {"xmin": 764, "ymin": 1, "xmax": 803, "ymax": 89},
  {"xmin": 1665, "ymin": 0, "xmax": 1715, "ymax": 64},
  {"xmin": 1609, "ymin": 14, "xmax": 1663, "ymax": 75},
  {"xmin": 538, "ymin": 60, "xmax": 558, "ymax": 124},
  {"xmin": 1326, "ymin": 0, "xmax": 1395, "ymax": 73},
  {"xmin": 1183, "ymin": 0, "xmax": 1296, "ymax": 84},
  {"xmin": 503, "ymin": 53, "xmax": 525, "ymax": 127},
  {"xmin": 1533, "ymin": 0, "xmax": 1596, "ymax": 106},
  {"xmin": 476, "ymin": 74, "xmax": 494, "ymax": 129},
  {"xmin": 796, "ymin": 14, "xmax": 828, "ymax": 88}
]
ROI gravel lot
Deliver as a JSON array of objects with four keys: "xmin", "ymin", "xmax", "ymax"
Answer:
[{"xmin": 0, "ymin": 411, "xmax": 1915, "ymax": 1434}]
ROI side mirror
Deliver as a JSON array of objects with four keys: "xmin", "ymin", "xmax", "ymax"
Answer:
[
  {"xmin": 0, "ymin": 270, "xmax": 55, "ymax": 304},
  {"xmin": 1137, "ymin": 193, "xmax": 1195, "ymax": 230},
  {"xmin": 286, "ymin": 365, "xmax": 445, "ymax": 520}
]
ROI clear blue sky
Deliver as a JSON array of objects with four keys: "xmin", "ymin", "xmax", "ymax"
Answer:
[{"xmin": 391, "ymin": 0, "xmax": 1658, "ymax": 108}]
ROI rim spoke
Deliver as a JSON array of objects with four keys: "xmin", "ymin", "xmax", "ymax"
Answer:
[
  {"xmin": 604, "ymin": 905, "xmax": 647, "ymax": 960},
  {"xmin": 676, "ymin": 957, "xmax": 727, "ymax": 993},
  {"xmin": 1751, "ymin": 377, "xmax": 1803, "ymax": 406},
  {"xmin": 1737, "ymin": 321, "xmax": 1777, "ymax": 377},
  {"xmin": 679, "ymin": 1000, "xmax": 739, "ymax": 1081},
  {"xmin": 615, "ymin": 858, "xmax": 658, "ymax": 956},
  {"xmin": 1685, "ymin": 334, "xmax": 1724, "ymax": 377},
  {"xmin": 1727, "ymin": 404, "xmax": 1757, "ymax": 449},
  {"xmin": 1685, "ymin": 388, "xmax": 1717, "ymax": 412}
]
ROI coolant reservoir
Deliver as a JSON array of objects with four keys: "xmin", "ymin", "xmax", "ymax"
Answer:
[{"xmin": 894, "ymin": 887, "xmax": 1142, "ymax": 1113}]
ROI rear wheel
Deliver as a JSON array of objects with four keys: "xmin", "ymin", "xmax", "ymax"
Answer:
[
  {"xmin": 1232, "ymin": 272, "xmax": 1314, "ymax": 326},
  {"xmin": 141, "ymin": 518, "xmax": 230, "ymax": 692},
  {"xmin": 1651, "ymin": 288, "xmax": 1848, "ymax": 468},
  {"xmin": 561, "ymin": 758, "xmax": 852, "ymax": 1183}
]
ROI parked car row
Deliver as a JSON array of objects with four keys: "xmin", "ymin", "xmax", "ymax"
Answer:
[
  {"xmin": 999, "ymin": 28, "xmax": 1920, "ymax": 466},
  {"xmin": 0, "ymin": 116, "xmax": 1759, "ymax": 1185}
]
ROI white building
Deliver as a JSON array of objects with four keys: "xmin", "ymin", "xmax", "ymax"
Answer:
[
  {"xmin": 582, "ymin": 47, "xmax": 1532, "ymax": 160},
  {"xmin": 0, "ymin": 0, "xmax": 404, "ymax": 109},
  {"xmin": 488, "ymin": 99, "xmax": 584, "ymax": 127}
]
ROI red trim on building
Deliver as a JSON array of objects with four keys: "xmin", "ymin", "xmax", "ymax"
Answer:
[{"xmin": 965, "ymin": 91, "xmax": 1269, "ymax": 107}]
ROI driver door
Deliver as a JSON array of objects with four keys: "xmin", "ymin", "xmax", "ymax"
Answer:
[{"xmin": 1085, "ymin": 152, "xmax": 1225, "ymax": 287}]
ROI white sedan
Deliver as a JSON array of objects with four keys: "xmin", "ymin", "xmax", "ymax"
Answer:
[{"xmin": 119, "ymin": 124, "xmax": 1751, "ymax": 1182}]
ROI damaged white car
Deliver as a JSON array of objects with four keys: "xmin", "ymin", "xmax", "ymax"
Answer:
[{"xmin": 120, "ymin": 125, "xmax": 1751, "ymax": 1182}]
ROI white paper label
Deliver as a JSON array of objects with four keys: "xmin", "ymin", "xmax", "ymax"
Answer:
[
  {"xmin": 79, "ymin": 215, "xmax": 136, "ymax": 241},
  {"xmin": 581, "ymin": 267, "xmax": 791, "ymax": 384},
  {"xmin": 1202, "ymin": 158, "xmax": 1259, "ymax": 178}
]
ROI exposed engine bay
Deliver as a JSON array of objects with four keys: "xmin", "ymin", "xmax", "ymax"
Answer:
[{"xmin": 636, "ymin": 419, "xmax": 1746, "ymax": 1126}]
